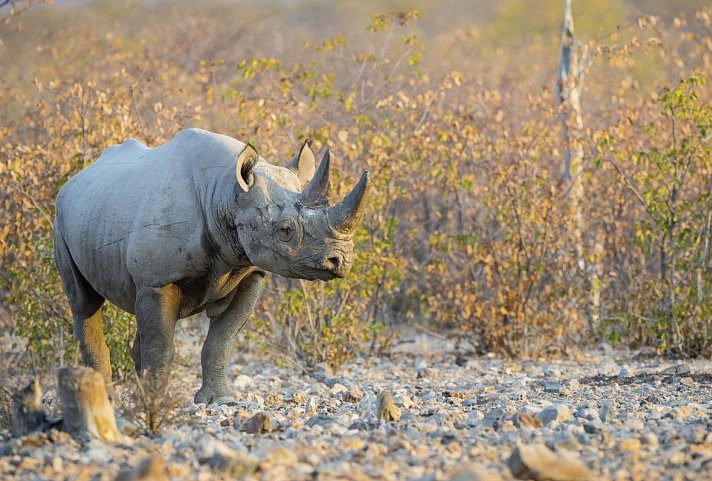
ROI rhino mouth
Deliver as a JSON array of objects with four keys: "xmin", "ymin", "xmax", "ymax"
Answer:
[{"xmin": 304, "ymin": 267, "xmax": 342, "ymax": 281}]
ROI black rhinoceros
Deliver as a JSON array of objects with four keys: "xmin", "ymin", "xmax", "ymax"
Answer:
[{"xmin": 53, "ymin": 128, "xmax": 369, "ymax": 404}]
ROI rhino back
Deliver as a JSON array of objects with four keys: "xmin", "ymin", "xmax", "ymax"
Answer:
[{"xmin": 55, "ymin": 129, "xmax": 245, "ymax": 311}]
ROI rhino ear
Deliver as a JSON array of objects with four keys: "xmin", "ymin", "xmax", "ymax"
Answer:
[
  {"xmin": 286, "ymin": 139, "xmax": 316, "ymax": 187},
  {"xmin": 236, "ymin": 144, "xmax": 259, "ymax": 192}
]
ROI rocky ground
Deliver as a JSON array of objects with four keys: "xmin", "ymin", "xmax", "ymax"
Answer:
[{"xmin": 1, "ymin": 326, "xmax": 711, "ymax": 481}]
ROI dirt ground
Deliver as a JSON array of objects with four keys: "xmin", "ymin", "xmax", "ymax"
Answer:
[{"xmin": 1, "ymin": 324, "xmax": 710, "ymax": 481}]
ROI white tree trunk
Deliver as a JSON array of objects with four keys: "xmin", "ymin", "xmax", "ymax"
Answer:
[{"xmin": 556, "ymin": 0, "xmax": 601, "ymax": 329}]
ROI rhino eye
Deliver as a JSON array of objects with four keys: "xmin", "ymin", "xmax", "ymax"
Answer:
[{"xmin": 276, "ymin": 221, "xmax": 295, "ymax": 242}]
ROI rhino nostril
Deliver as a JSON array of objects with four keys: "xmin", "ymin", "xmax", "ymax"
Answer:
[{"xmin": 326, "ymin": 256, "xmax": 341, "ymax": 271}]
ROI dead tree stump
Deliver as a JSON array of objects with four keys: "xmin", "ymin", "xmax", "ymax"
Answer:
[
  {"xmin": 11, "ymin": 378, "xmax": 50, "ymax": 437},
  {"xmin": 57, "ymin": 366, "xmax": 124, "ymax": 442}
]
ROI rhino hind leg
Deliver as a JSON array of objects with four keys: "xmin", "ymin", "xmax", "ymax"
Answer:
[
  {"xmin": 195, "ymin": 271, "xmax": 265, "ymax": 405},
  {"xmin": 54, "ymin": 232, "xmax": 112, "ymax": 385}
]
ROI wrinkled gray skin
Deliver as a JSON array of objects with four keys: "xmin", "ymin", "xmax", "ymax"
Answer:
[{"xmin": 53, "ymin": 128, "xmax": 369, "ymax": 404}]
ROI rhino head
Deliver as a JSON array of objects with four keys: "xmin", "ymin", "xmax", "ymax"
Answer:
[{"xmin": 232, "ymin": 141, "xmax": 369, "ymax": 281}]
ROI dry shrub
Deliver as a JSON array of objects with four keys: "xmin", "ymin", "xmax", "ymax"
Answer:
[{"xmin": 122, "ymin": 371, "xmax": 183, "ymax": 437}]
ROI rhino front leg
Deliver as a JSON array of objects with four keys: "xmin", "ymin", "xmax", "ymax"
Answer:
[
  {"xmin": 134, "ymin": 284, "xmax": 181, "ymax": 386},
  {"xmin": 195, "ymin": 271, "xmax": 265, "ymax": 405}
]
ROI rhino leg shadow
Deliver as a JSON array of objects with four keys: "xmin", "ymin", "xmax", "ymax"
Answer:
[{"xmin": 195, "ymin": 271, "xmax": 265, "ymax": 405}]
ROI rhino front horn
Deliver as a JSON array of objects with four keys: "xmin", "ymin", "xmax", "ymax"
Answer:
[{"xmin": 327, "ymin": 170, "xmax": 370, "ymax": 238}]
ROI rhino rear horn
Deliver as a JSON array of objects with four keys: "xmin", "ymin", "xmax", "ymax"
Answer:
[
  {"xmin": 299, "ymin": 149, "xmax": 331, "ymax": 206},
  {"xmin": 327, "ymin": 170, "xmax": 370, "ymax": 238},
  {"xmin": 286, "ymin": 139, "xmax": 316, "ymax": 187},
  {"xmin": 236, "ymin": 144, "xmax": 259, "ymax": 192}
]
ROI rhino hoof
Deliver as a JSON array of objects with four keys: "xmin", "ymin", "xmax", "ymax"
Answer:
[{"xmin": 194, "ymin": 389, "xmax": 237, "ymax": 406}]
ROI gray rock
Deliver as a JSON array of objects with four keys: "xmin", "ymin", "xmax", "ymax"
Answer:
[
  {"xmin": 115, "ymin": 455, "xmax": 169, "ymax": 481},
  {"xmin": 305, "ymin": 396, "xmax": 319, "ymax": 416},
  {"xmin": 680, "ymin": 377, "xmax": 696, "ymax": 388},
  {"xmin": 507, "ymin": 444, "xmax": 592, "ymax": 481},
  {"xmin": 545, "ymin": 433, "xmax": 581, "ymax": 452},
  {"xmin": 242, "ymin": 412, "xmax": 272, "ymax": 434},
  {"xmin": 207, "ymin": 447, "xmax": 258, "ymax": 478},
  {"xmin": 483, "ymin": 409, "xmax": 506, "ymax": 429},
  {"xmin": 513, "ymin": 412, "xmax": 543, "ymax": 429},
  {"xmin": 544, "ymin": 381, "xmax": 562, "ymax": 394},
  {"xmin": 617, "ymin": 367, "xmax": 634, "ymax": 379},
  {"xmin": 342, "ymin": 384, "xmax": 363, "ymax": 403},
  {"xmin": 536, "ymin": 404, "xmax": 572, "ymax": 425},
  {"xmin": 597, "ymin": 356, "xmax": 621, "ymax": 377},
  {"xmin": 462, "ymin": 410, "xmax": 485, "ymax": 427},
  {"xmin": 583, "ymin": 422, "xmax": 604, "ymax": 434},
  {"xmin": 306, "ymin": 414, "xmax": 336, "ymax": 428},
  {"xmin": 447, "ymin": 464, "xmax": 502, "ymax": 481},
  {"xmin": 664, "ymin": 363, "xmax": 691, "ymax": 376},
  {"xmin": 330, "ymin": 383, "xmax": 348, "ymax": 396},
  {"xmin": 599, "ymin": 402, "xmax": 616, "ymax": 423}
]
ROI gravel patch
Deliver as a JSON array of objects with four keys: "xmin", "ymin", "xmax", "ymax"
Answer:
[{"xmin": 1, "ymin": 331, "xmax": 711, "ymax": 480}]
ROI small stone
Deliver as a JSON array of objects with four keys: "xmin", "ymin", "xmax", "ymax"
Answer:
[
  {"xmin": 455, "ymin": 356, "xmax": 469, "ymax": 367},
  {"xmin": 599, "ymin": 402, "xmax": 616, "ymax": 422},
  {"xmin": 483, "ymin": 409, "xmax": 505, "ymax": 429},
  {"xmin": 665, "ymin": 362, "xmax": 690, "ymax": 376},
  {"xmin": 356, "ymin": 394, "xmax": 376, "ymax": 418},
  {"xmin": 641, "ymin": 432, "xmax": 659, "ymax": 449},
  {"xmin": 447, "ymin": 464, "xmax": 502, "ymax": 481},
  {"xmin": 619, "ymin": 438, "xmax": 641, "ymax": 454},
  {"xmin": 597, "ymin": 356, "xmax": 621, "ymax": 377},
  {"xmin": 673, "ymin": 405, "xmax": 693, "ymax": 420},
  {"xmin": 306, "ymin": 414, "xmax": 336, "ymax": 428},
  {"xmin": 115, "ymin": 455, "xmax": 169, "ymax": 481},
  {"xmin": 243, "ymin": 412, "xmax": 272, "ymax": 434},
  {"xmin": 305, "ymin": 396, "xmax": 318, "ymax": 416},
  {"xmin": 342, "ymin": 384, "xmax": 363, "ymax": 403},
  {"xmin": 513, "ymin": 412, "xmax": 543, "ymax": 429},
  {"xmin": 417, "ymin": 367, "xmax": 439, "ymax": 379},
  {"xmin": 583, "ymin": 422, "xmax": 604, "ymax": 434},
  {"xmin": 536, "ymin": 404, "xmax": 572, "ymax": 425},
  {"xmin": 396, "ymin": 394, "xmax": 415, "ymax": 409},
  {"xmin": 544, "ymin": 381, "xmax": 562, "ymax": 394},
  {"xmin": 287, "ymin": 407, "xmax": 304, "ymax": 419},
  {"xmin": 117, "ymin": 418, "xmax": 141, "ymax": 438},
  {"xmin": 566, "ymin": 379, "xmax": 582, "ymax": 390},
  {"xmin": 330, "ymin": 383, "xmax": 348, "ymax": 396},
  {"xmin": 291, "ymin": 391, "xmax": 306, "ymax": 404},
  {"xmin": 680, "ymin": 377, "xmax": 696, "ymax": 388},
  {"xmin": 507, "ymin": 444, "xmax": 592, "ymax": 481},
  {"xmin": 377, "ymin": 391, "xmax": 401, "ymax": 422},
  {"xmin": 462, "ymin": 410, "xmax": 484, "ymax": 427},
  {"xmin": 263, "ymin": 445, "xmax": 298, "ymax": 467},
  {"xmin": 233, "ymin": 374, "xmax": 254, "ymax": 390},
  {"xmin": 546, "ymin": 433, "xmax": 582, "ymax": 452},
  {"xmin": 618, "ymin": 367, "xmax": 634, "ymax": 379},
  {"xmin": 312, "ymin": 362, "xmax": 333, "ymax": 380},
  {"xmin": 575, "ymin": 407, "xmax": 601, "ymax": 423},
  {"xmin": 207, "ymin": 445, "xmax": 258, "ymax": 478}
]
